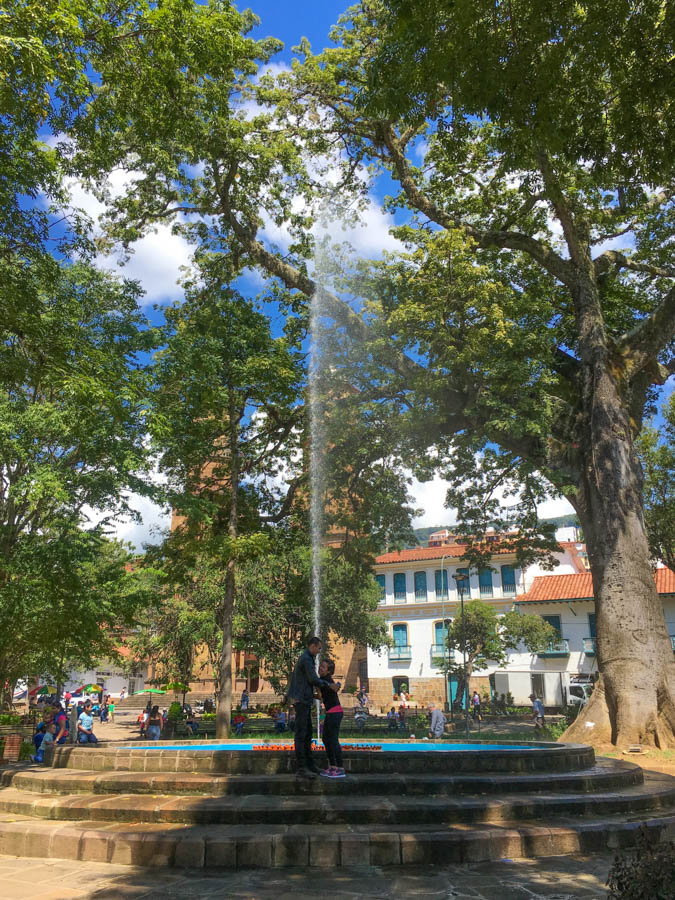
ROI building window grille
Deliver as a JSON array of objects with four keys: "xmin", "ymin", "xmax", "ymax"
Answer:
[
  {"xmin": 478, "ymin": 567, "xmax": 493, "ymax": 597},
  {"xmin": 414, "ymin": 571, "xmax": 427, "ymax": 601},
  {"xmin": 375, "ymin": 574, "xmax": 386, "ymax": 605},
  {"xmin": 393, "ymin": 572, "xmax": 407, "ymax": 602},
  {"xmin": 501, "ymin": 565, "xmax": 516, "ymax": 595},
  {"xmin": 434, "ymin": 569, "xmax": 449, "ymax": 599}
]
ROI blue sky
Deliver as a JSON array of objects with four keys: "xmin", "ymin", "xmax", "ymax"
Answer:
[
  {"xmin": 248, "ymin": 0, "xmax": 349, "ymax": 54},
  {"xmin": 76, "ymin": 1, "xmax": 670, "ymax": 547}
]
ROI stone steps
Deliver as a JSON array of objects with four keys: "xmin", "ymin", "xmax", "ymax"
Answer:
[
  {"xmin": 0, "ymin": 775, "xmax": 673, "ymax": 826},
  {"xmin": 0, "ymin": 809, "xmax": 673, "ymax": 868},
  {"xmin": 1, "ymin": 759, "xmax": 644, "ymax": 797}
]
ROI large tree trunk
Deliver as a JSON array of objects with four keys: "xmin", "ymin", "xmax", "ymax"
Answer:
[
  {"xmin": 215, "ymin": 392, "xmax": 240, "ymax": 740},
  {"xmin": 215, "ymin": 559, "xmax": 235, "ymax": 739},
  {"xmin": 562, "ymin": 275, "xmax": 675, "ymax": 749}
]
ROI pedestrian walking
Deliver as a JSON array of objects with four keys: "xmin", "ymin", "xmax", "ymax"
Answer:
[
  {"xmin": 471, "ymin": 691, "xmax": 482, "ymax": 722},
  {"xmin": 530, "ymin": 694, "xmax": 545, "ymax": 730},
  {"xmin": 146, "ymin": 705, "xmax": 162, "ymax": 741}
]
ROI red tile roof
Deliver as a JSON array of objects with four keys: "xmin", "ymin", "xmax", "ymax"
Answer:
[
  {"xmin": 375, "ymin": 544, "xmax": 515, "ymax": 564},
  {"xmin": 518, "ymin": 568, "xmax": 675, "ymax": 603}
]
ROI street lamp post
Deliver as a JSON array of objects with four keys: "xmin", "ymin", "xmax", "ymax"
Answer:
[
  {"xmin": 452, "ymin": 573, "xmax": 471, "ymax": 740},
  {"xmin": 440, "ymin": 555, "xmax": 449, "ymax": 713}
]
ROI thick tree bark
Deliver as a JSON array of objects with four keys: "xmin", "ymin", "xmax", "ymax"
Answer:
[
  {"xmin": 216, "ymin": 393, "xmax": 239, "ymax": 740},
  {"xmin": 562, "ymin": 274, "xmax": 675, "ymax": 748}
]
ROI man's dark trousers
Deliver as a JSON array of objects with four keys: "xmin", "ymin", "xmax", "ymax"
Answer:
[{"xmin": 294, "ymin": 701, "xmax": 313, "ymax": 769}]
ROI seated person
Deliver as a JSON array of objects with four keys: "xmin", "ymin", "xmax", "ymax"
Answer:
[
  {"xmin": 32, "ymin": 721, "xmax": 46, "ymax": 753},
  {"xmin": 386, "ymin": 707, "xmax": 398, "ymax": 731},
  {"xmin": 185, "ymin": 713, "xmax": 199, "ymax": 735},
  {"xmin": 354, "ymin": 709, "xmax": 367, "ymax": 732},
  {"xmin": 274, "ymin": 709, "xmax": 286, "ymax": 732},
  {"xmin": 77, "ymin": 700, "xmax": 98, "ymax": 744},
  {"xmin": 31, "ymin": 723, "xmax": 55, "ymax": 763},
  {"xmin": 233, "ymin": 713, "xmax": 245, "ymax": 736}
]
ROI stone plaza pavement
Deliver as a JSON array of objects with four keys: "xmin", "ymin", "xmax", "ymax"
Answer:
[{"xmin": 0, "ymin": 852, "xmax": 615, "ymax": 899}]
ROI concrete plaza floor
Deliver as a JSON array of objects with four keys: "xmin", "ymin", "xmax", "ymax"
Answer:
[{"xmin": 0, "ymin": 852, "xmax": 616, "ymax": 899}]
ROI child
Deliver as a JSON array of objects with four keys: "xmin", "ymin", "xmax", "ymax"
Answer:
[
  {"xmin": 386, "ymin": 707, "xmax": 398, "ymax": 731},
  {"xmin": 317, "ymin": 659, "xmax": 344, "ymax": 778},
  {"xmin": 77, "ymin": 700, "xmax": 98, "ymax": 744},
  {"xmin": 108, "ymin": 699, "xmax": 115, "ymax": 723},
  {"xmin": 31, "ymin": 723, "xmax": 55, "ymax": 763},
  {"xmin": 233, "ymin": 712, "xmax": 245, "ymax": 736}
]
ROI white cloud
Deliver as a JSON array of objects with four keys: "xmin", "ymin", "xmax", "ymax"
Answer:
[
  {"xmin": 65, "ymin": 171, "xmax": 193, "ymax": 305},
  {"xmin": 408, "ymin": 472, "xmax": 576, "ymax": 529},
  {"xmin": 107, "ymin": 492, "xmax": 171, "ymax": 552},
  {"xmin": 409, "ymin": 474, "xmax": 457, "ymax": 528}
]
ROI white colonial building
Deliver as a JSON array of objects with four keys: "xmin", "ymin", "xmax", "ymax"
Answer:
[{"xmin": 366, "ymin": 529, "xmax": 674, "ymax": 710}]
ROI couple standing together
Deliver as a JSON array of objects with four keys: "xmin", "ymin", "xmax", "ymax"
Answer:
[{"xmin": 289, "ymin": 636, "xmax": 345, "ymax": 779}]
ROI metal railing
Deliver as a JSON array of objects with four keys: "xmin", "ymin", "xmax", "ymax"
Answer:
[
  {"xmin": 388, "ymin": 644, "xmax": 412, "ymax": 662},
  {"xmin": 502, "ymin": 582, "xmax": 516, "ymax": 596},
  {"xmin": 582, "ymin": 638, "xmax": 596, "ymax": 655},
  {"xmin": 479, "ymin": 583, "xmax": 493, "ymax": 597},
  {"xmin": 538, "ymin": 639, "xmax": 570, "ymax": 657},
  {"xmin": 671, "ymin": 635, "xmax": 675, "ymax": 652}
]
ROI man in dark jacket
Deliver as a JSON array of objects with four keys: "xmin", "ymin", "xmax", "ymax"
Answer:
[{"xmin": 289, "ymin": 636, "xmax": 322, "ymax": 778}]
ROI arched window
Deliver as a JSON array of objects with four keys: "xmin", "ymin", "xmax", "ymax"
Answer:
[
  {"xmin": 392, "ymin": 623, "xmax": 408, "ymax": 646},
  {"xmin": 414, "ymin": 571, "xmax": 427, "ymax": 601},
  {"xmin": 434, "ymin": 619, "xmax": 451, "ymax": 645},
  {"xmin": 389, "ymin": 623, "xmax": 411, "ymax": 661},
  {"xmin": 393, "ymin": 572, "xmax": 407, "ymax": 602}
]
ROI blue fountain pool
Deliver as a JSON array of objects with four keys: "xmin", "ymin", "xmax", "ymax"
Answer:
[{"xmin": 126, "ymin": 741, "xmax": 536, "ymax": 752}]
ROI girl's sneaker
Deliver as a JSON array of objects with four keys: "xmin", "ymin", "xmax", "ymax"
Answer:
[
  {"xmin": 319, "ymin": 767, "xmax": 334, "ymax": 777},
  {"xmin": 331, "ymin": 766, "xmax": 346, "ymax": 778}
]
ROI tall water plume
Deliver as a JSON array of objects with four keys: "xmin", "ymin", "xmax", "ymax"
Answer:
[{"xmin": 308, "ymin": 280, "xmax": 327, "ymax": 637}]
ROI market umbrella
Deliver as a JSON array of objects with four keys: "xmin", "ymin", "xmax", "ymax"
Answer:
[
  {"xmin": 130, "ymin": 688, "xmax": 166, "ymax": 695},
  {"xmin": 163, "ymin": 682, "xmax": 190, "ymax": 693},
  {"xmin": 28, "ymin": 685, "xmax": 53, "ymax": 697},
  {"xmin": 82, "ymin": 684, "xmax": 103, "ymax": 693}
]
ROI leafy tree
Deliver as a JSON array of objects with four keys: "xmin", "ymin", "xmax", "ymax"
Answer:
[
  {"xmin": 0, "ymin": 528, "xmax": 151, "ymax": 706},
  {"xmin": 0, "ymin": 261, "xmax": 154, "ymax": 700},
  {"xmin": 150, "ymin": 279, "xmax": 303, "ymax": 736},
  {"xmin": 50, "ymin": 1, "xmax": 675, "ymax": 746},
  {"xmin": 638, "ymin": 395, "xmax": 675, "ymax": 573},
  {"xmin": 258, "ymin": 3, "xmax": 674, "ymax": 748},
  {"xmin": 441, "ymin": 601, "xmax": 557, "ymax": 710},
  {"xmin": 234, "ymin": 524, "xmax": 389, "ymax": 696}
]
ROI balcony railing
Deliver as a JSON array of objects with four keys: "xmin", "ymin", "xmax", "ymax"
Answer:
[
  {"xmin": 582, "ymin": 638, "xmax": 596, "ymax": 655},
  {"xmin": 479, "ymin": 583, "xmax": 493, "ymax": 597},
  {"xmin": 393, "ymin": 592, "xmax": 407, "ymax": 603},
  {"xmin": 430, "ymin": 643, "xmax": 454, "ymax": 665},
  {"xmin": 671, "ymin": 635, "xmax": 675, "ymax": 652},
  {"xmin": 502, "ymin": 582, "xmax": 516, "ymax": 596},
  {"xmin": 538, "ymin": 639, "xmax": 570, "ymax": 657},
  {"xmin": 388, "ymin": 644, "xmax": 412, "ymax": 662},
  {"xmin": 415, "ymin": 590, "xmax": 428, "ymax": 602}
]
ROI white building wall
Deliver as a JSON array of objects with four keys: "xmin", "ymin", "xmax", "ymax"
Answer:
[{"xmin": 369, "ymin": 542, "xmax": 675, "ymax": 707}]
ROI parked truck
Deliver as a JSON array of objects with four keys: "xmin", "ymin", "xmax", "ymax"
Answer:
[{"xmin": 492, "ymin": 670, "xmax": 593, "ymax": 709}]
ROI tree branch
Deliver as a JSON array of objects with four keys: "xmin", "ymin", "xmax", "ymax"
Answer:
[
  {"xmin": 381, "ymin": 126, "xmax": 572, "ymax": 286},
  {"xmin": 619, "ymin": 284, "xmax": 675, "ymax": 379},
  {"xmin": 594, "ymin": 250, "xmax": 675, "ymax": 280}
]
